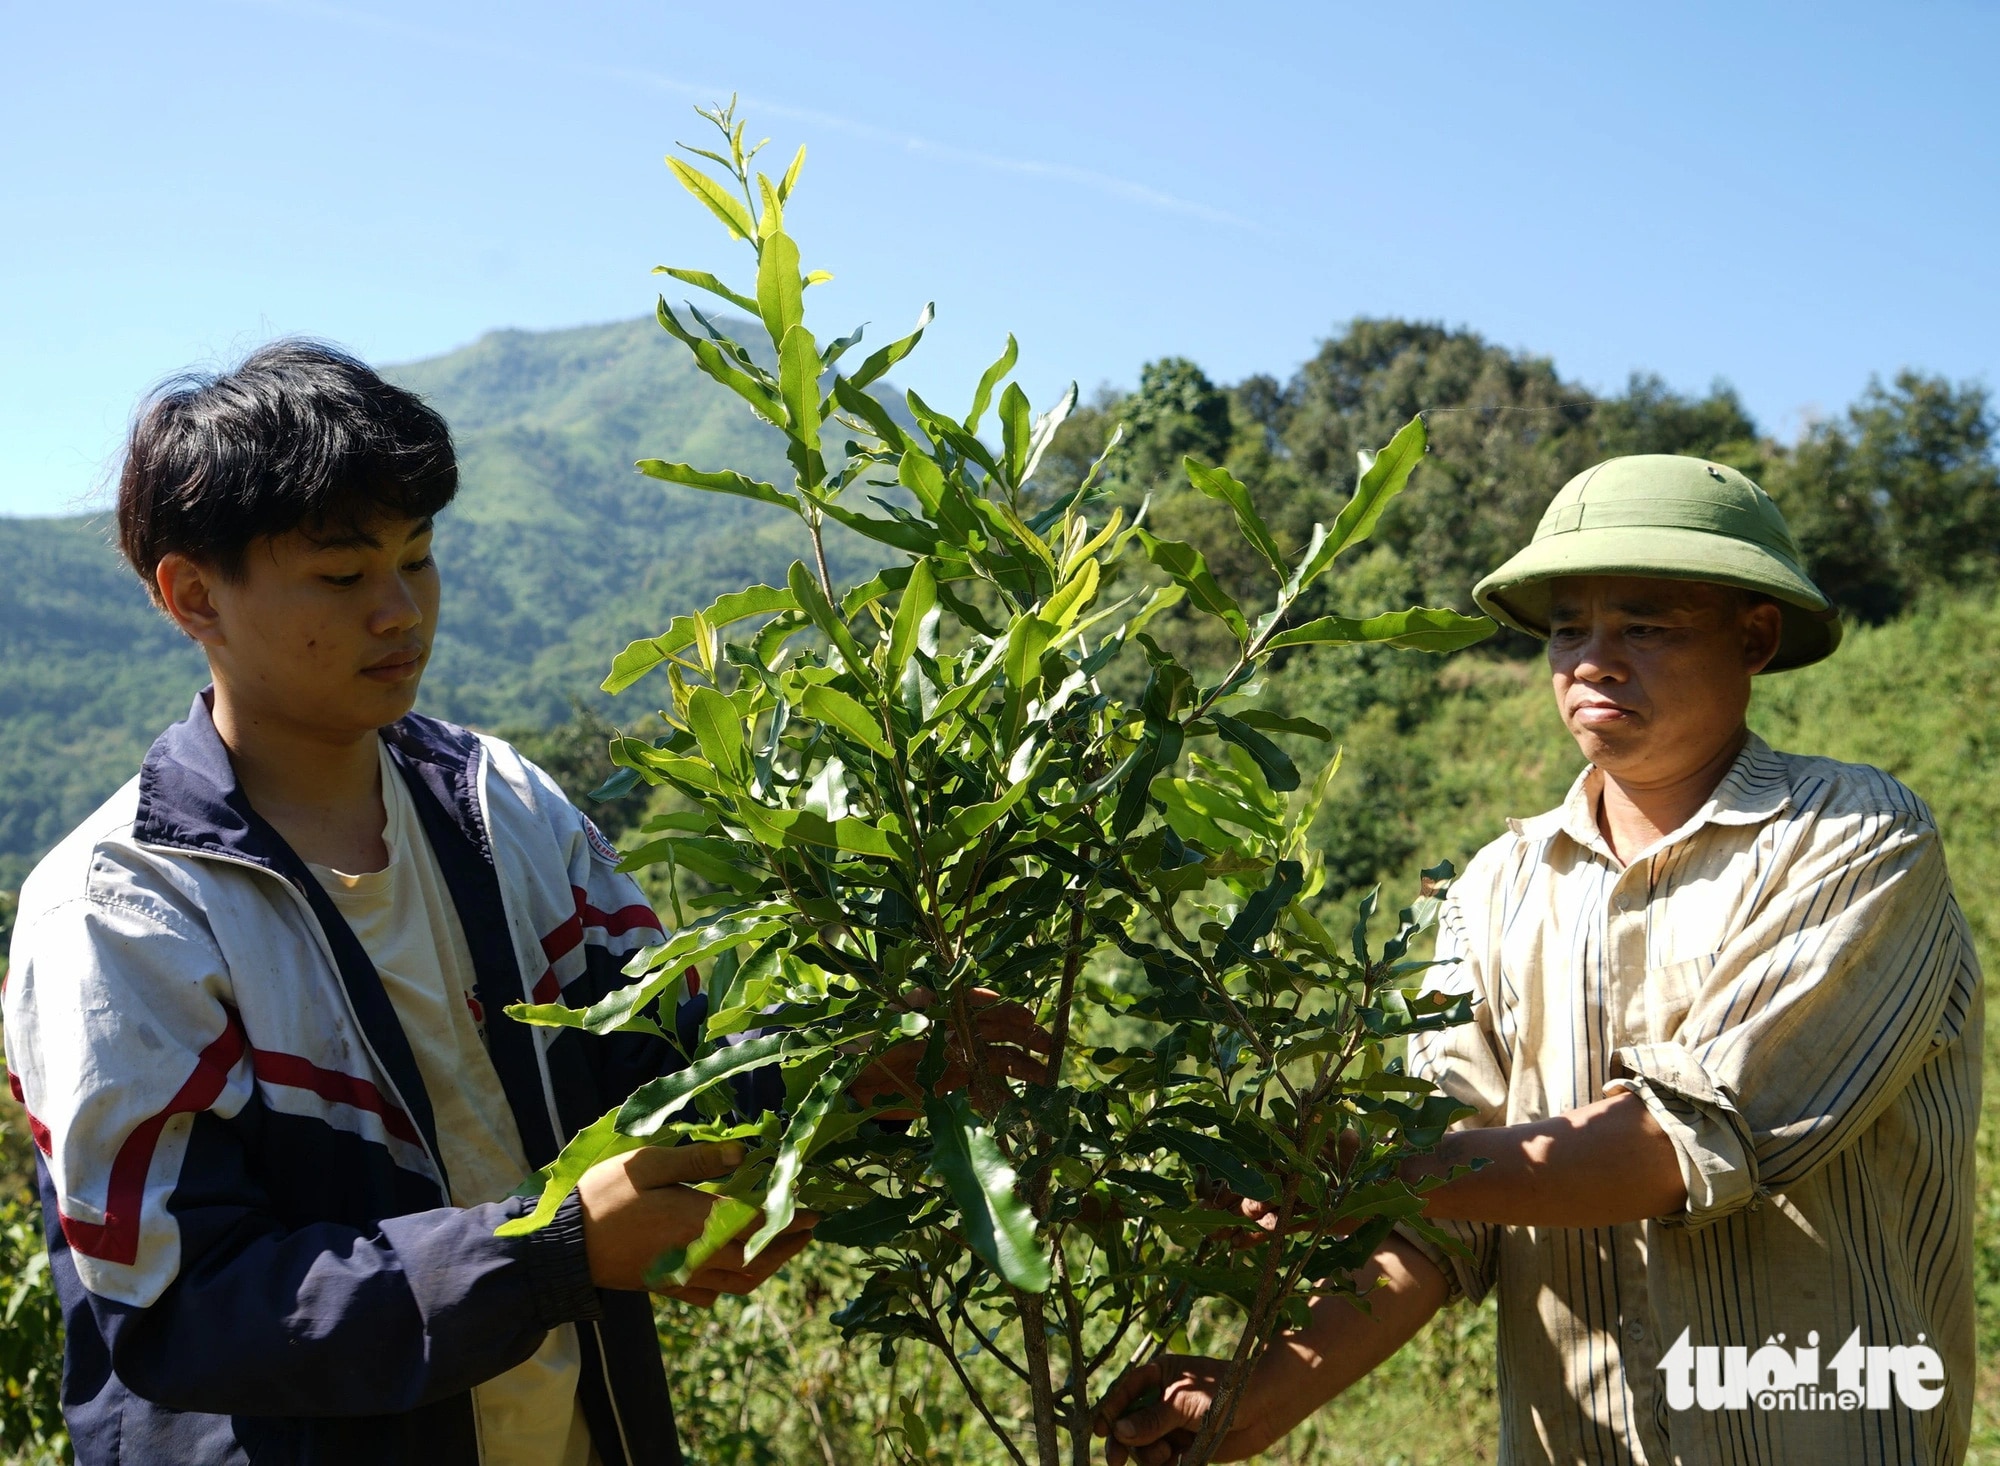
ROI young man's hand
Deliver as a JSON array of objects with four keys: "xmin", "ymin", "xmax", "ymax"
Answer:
[
  {"xmin": 850, "ymin": 986, "xmax": 1051, "ymax": 1119},
  {"xmin": 576, "ymin": 1142, "xmax": 816, "ymax": 1304},
  {"xmin": 1091, "ymin": 1356, "xmax": 1279, "ymax": 1464}
]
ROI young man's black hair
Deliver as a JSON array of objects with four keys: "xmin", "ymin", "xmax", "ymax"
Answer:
[{"xmin": 116, "ymin": 339, "xmax": 457, "ymax": 599}]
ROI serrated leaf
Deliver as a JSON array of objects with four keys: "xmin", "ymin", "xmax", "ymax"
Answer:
[
  {"xmin": 619, "ymin": 1028, "xmax": 833, "ymax": 1137},
  {"xmin": 744, "ymin": 1053, "xmax": 865, "ymax": 1261},
  {"xmin": 924, "ymin": 1093, "xmax": 1049, "ymax": 1292},
  {"xmin": 1293, "ymin": 415, "xmax": 1427, "ymax": 591},
  {"xmin": 815, "ymin": 1192, "xmax": 929, "ymax": 1247},
  {"xmin": 787, "ymin": 560, "xmax": 872, "ymax": 683},
  {"xmin": 668, "ymin": 156, "xmax": 755, "ymax": 241},
  {"xmin": 1185, "ymin": 458, "xmax": 1286, "ymax": 580},
  {"xmin": 1136, "ymin": 530, "xmax": 1249, "ymax": 640},
  {"xmin": 803, "ymin": 683, "xmax": 893, "ymax": 759},
  {"xmin": 507, "ymin": 905, "xmax": 790, "ymax": 1036},
  {"xmin": 637, "ymin": 458, "xmax": 798, "ymax": 510},
  {"xmin": 602, "ymin": 584, "xmax": 798, "ymax": 695},
  {"xmin": 1265, "ymin": 606, "xmax": 1496, "ymax": 654},
  {"xmin": 1112, "ymin": 718, "xmax": 1184, "ymax": 839},
  {"xmin": 495, "ymin": 1110, "xmax": 648, "ymax": 1237}
]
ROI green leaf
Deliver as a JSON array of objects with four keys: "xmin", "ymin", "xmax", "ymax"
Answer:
[
  {"xmin": 653, "ymin": 266, "xmax": 760, "ymax": 317},
  {"xmin": 1232, "ymin": 709, "xmax": 1333, "ymax": 741},
  {"xmin": 787, "ymin": 560, "xmax": 873, "ymax": 683},
  {"xmin": 755, "ymin": 173, "xmax": 783, "ymax": 240},
  {"xmin": 831, "ymin": 374, "xmax": 910, "ymax": 453},
  {"xmin": 1041, "ymin": 557, "xmax": 1099, "ymax": 632},
  {"xmin": 667, "ymin": 156, "xmax": 755, "ymax": 241},
  {"xmin": 652, "ymin": 1192, "xmax": 760, "ymax": 1289},
  {"xmin": 1147, "ymin": 1126, "xmax": 1275, "ymax": 1202},
  {"xmin": 656, "ymin": 299, "xmax": 789, "ymax": 428},
  {"xmin": 1004, "ymin": 615, "xmax": 1055, "ymax": 693},
  {"xmin": 744, "ymin": 1053, "xmax": 865, "ymax": 1261},
  {"xmin": 850, "ymin": 302, "xmax": 934, "ymax": 389},
  {"xmin": 494, "ymin": 1110, "xmax": 646, "ymax": 1237},
  {"xmin": 1136, "ymin": 530, "xmax": 1249, "ymax": 640},
  {"xmin": 507, "ymin": 905, "xmax": 791, "ymax": 1035},
  {"xmin": 686, "ymin": 686, "xmax": 750, "ymax": 785},
  {"xmin": 1265, "ymin": 607, "xmax": 1497, "ymax": 654},
  {"xmin": 966, "ymin": 335, "xmax": 1018, "ymax": 435},
  {"xmin": 817, "ymin": 499, "xmax": 942, "ymax": 556},
  {"xmin": 803, "ymin": 683, "xmax": 894, "ymax": 759},
  {"xmin": 778, "ymin": 143, "xmax": 806, "ymax": 200},
  {"xmin": 924, "ymin": 1093, "xmax": 1049, "ymax": 1292},
  {"xmin": 815, "ymin": 1192, "xmax": 929, "ymax": 1247},
  {"xmin": 1221, "ymin": 858, "xmax": 1304, "ymax": 961},
  {"xmin": 1209, "ymin": 711, "xmax": 1300, "ymax": 792},
  {"xmin": 757, "ymin": 231, "xmax": 806, "ymax": 352},
  {"xmin": 998, "ymin": 381, "xmax": 1033, "ymax": 487},
  {"xmin": 619, "ymin": 1028, "xmax": 833, "ymax": 1137},
  {"xmin": 637, "ymin": 458, "xmax": 799, "ymax": 511},
  {"xmin": 778, "ymin": 323, "xmax": 824, "ymax": 458},
  {"xmin": 886, "ymin": 559, "xmax": 937, "ymax": 683},
  {"xmin": 1185, "ymin": 458, "xmax": 1286, "ymax": 580},
  {"xmin": 602, "ymin": 584, "xmax": 797, "ymax": 694},
  {"xmin": 1112, "ymin": 718, "xmax": 1185, "ymax": 839},
  {"xmin": 1294, "ymin": 415, "xmax": 1427, "ymax": 591},
  {"xmin": 896, "ymin": 446, "xmax": 947, "ymax": 515}
]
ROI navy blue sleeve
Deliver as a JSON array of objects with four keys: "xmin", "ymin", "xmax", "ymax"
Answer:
[{"xmin": 51, "ymin": 1114, "xmax": 600, "ymax": 1418}]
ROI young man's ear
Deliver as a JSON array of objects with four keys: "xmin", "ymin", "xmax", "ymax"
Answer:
[{"xmin": 156, "ymin": 553, "xmax": 226, "ymax": 648}]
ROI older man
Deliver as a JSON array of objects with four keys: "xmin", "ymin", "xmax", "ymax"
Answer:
[{"xmin": 1096, "ymin": 456, "xmax": 1982, "ymax": 1465}]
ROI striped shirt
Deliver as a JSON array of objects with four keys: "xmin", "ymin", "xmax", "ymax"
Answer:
[{"xmin": 1400, "ymin": 732, "xmax": 1982, "ymax": 1465}]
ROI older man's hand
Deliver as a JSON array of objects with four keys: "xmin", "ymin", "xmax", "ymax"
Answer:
[{"xmin": 849, "ymin": 986, "xmax": 1051, "ymax": 1119}]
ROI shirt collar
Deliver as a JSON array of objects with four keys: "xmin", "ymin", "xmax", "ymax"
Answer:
[{"xmin": 1508, "ymin": 730, "xmax": 1792, "ymax": 863}]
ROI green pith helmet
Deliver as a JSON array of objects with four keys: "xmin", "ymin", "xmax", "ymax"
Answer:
[{"xmin": 1471, "ymin": 454, "xmax": 1843, "ymax": 673}]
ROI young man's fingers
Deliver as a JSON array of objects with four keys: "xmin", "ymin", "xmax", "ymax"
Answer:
[
  {"xmin": 662, "ymin": 1285, "xmax": 719, "ymax": 1308},
  {"xmin": 620, "ymin": 1140, "xmax": 746, "ymax": 1190},
  {"xmin": 1111, "ymin": 1394, "xmax": 1205, "ymax": 1450},
  {"xmin": 1093, "ymin": 1361, "xmax": 1163, "ymax": 1436}
]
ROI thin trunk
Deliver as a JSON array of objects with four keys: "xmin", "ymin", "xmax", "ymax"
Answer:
[{"xmin": 1015, "ymin": 1291, "xmax": 1063, "ymax": 1466}]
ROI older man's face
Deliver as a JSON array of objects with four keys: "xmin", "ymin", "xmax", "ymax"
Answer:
[{"xmin": 1545, "ymin": 576, "xmax": 1783, "ymax": 785}]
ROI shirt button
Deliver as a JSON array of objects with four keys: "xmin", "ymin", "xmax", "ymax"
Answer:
[
  {"xmin": 1615, "ymin": 895, "xmax": 1631, "ymax": 911},
  {"xmin": 1627, "ymin": 1320, "xmax": 1646, "ymax": 1341}
]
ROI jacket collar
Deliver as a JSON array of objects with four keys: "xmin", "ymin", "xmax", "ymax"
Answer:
[
  {"xmin": 134, "ymin": 690, "xmax": 484, "ymax": 863},
  {"xmin": 1509, "ymin": 730, "xmax": 1792, "ymax": 864}
]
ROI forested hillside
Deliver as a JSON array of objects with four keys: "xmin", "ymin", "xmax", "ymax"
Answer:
[{"xmin": 0, "ymin": 316, "xmax": 875, "ymax": 886}]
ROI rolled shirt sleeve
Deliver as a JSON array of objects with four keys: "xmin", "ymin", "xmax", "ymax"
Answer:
[{"xmin": 1604, "ymin": 804, "xmax": 1972, "ymax": 1228}]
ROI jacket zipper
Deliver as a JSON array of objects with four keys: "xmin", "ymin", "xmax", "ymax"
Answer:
[{"xmin": 468, "ymin": 744, "xmax": 637, "ymax": 1466}]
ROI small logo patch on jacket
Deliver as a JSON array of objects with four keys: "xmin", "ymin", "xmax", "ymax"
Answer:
[{"xmin": 582, "ymin": 816, "xmax": 621, "ymax": 864}]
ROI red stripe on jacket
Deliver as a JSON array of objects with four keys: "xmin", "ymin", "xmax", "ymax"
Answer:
[
  {"xmin": 531, "ymin": 886, "xmax": 664, "ymax": 1004},
  {"xmin": 52, "ymin": 1012, "xmax": 249, "ymax": 1265},
  {"xmin": 31, "ymin": 1016, "xmax": 423, "ymax": 1265}
]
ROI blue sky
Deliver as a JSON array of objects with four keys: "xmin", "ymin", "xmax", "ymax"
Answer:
[{"xmin": 2, "ymin": 0, "xmax": 1995, "ymax": 517}]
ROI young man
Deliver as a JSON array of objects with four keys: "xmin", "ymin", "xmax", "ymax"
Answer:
[
  {"xmin": 2, "ymin": 342, "xmax": 820, "ymax": 1465},
  {"xmin": 1096, "ymin": 456, "xmax": 1982, "ymax": 1464}
]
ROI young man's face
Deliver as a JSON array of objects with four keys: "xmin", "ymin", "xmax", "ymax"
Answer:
[
  {"xmin": 1544, "ymin": 575, "xmax": 1782, "ymax": 786},
  {"xmin": 160, "ymin": 514, "xmax": 440, "ymax": 742}
]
